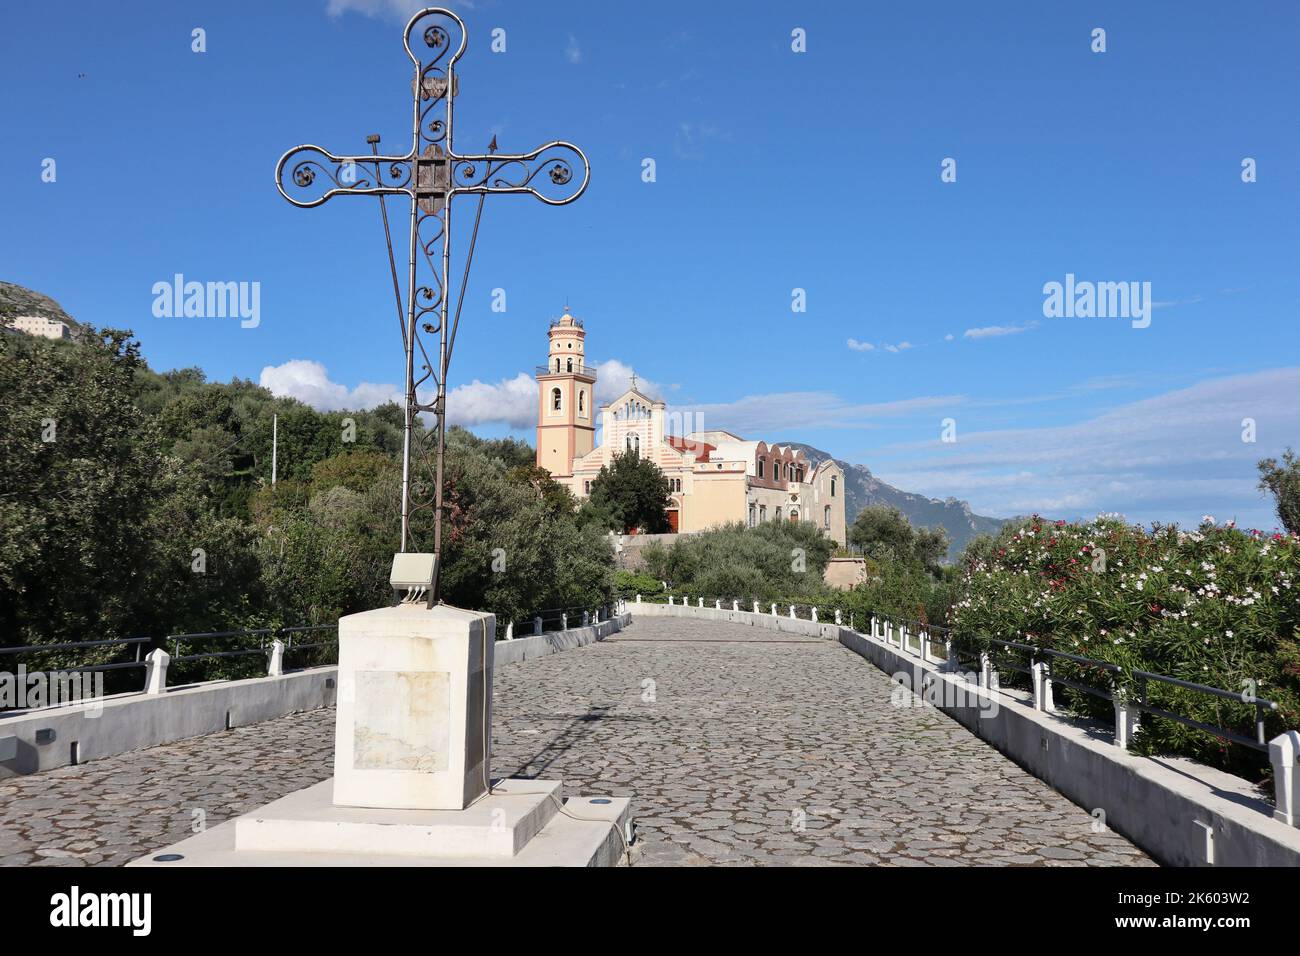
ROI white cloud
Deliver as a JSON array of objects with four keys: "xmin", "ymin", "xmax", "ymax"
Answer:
[
  {"xmin": 259, "ymin": 360, "xmax": 400, "ymax": 411},
  {"xmin": 325, "ymin": 0, "xmax": 465, "ymax": 20},
  {"xmin": 446, "ymin": 373, "xmax": 536, "ymax": 428},
  {"xmin": 963, "ymin": 322, "xmax": 1038, "ymax": 339},
  {"xmin": 667, "ymin": 391, "xmax": 964, "ymax": 436},
  {"xmin": 592, "ymin": 358, "xmax": 663, "ymax": 403},
  {"xmin": 871, "ymin": 367, "xmax": 1300, "ymax": 528},
  {"xmin": 846, "ymin": 338, "xmax": 875, "ymax": 352},
  {"xmin": 674, "ymin": 122, "xmax": 731, "ymax": 160},
  {"xmin": 565, "ymin": 33, "xmax": 582, "ymax": 64},
  {"xmin": 883, "ymin": 341, "xmax": 913, "ymax": 353}
]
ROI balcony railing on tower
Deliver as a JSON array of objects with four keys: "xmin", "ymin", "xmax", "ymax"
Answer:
[{"xmin": 536, "ymin": 363, "xmax": 598, "ymax": 379}]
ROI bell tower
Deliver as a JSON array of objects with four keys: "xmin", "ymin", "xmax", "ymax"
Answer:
[{"xmin": 535, "ymin": 309, "xmax": 596, "ymax": 477}]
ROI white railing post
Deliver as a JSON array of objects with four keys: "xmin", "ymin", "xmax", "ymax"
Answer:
[
  {"xmin": 920, "ymin": 631, "xmax": 930, "ymax": 663},
  {"xmin": 505, "ymin": 622, "xmax": 514, "ymax": 641},
  {"xmin": 770, "ymin": 603, "xmax": 777, "ymax": 616},
  {"xmin": 582, "ymin": 610, "xmax": 590, "ymax": 626},
  {"xmin": 1031, "ymin": 660, "xmax": 1054, "ymax": 712},
  {"xmin": 979, "ymin": 652, "xmax": 993, "ymax": 689},
  {"xmin": 561, "ymin": 612, "xmax": 569, "ymax": 630},
  {"xmin": 753, "ymin": 600, "xmax": 760, "ymax": 614},
  {"xmin": 144, "ymin": 648, "xmax": 170, "ymax": 695},
  {"xmin": 714, "ymin": 599, "xmax": 722, "ymax": 610},
  {"xmin": 870, "ymin": 616, "xmax": 879, "ymax": 639},
  {"xmin": 267, "ymin": 639, "xmax": 285, "ymax": 678},
  {"xmin": 732, "ymin": 599, "xmax": 740, "ymax": 612},
  {"xmin": 636, "ymin": 593, "xmax": 642, "ymax": 603},
  {"xmin": 698, "ymin": 597, "xmax": 704, "ymax": 608},
  {"xmin": 834, "ymin": 609, "xmax": 842, "ymax": 625},
  {"xmin": 1113, "ymin": 689, "xmax": 1139, "ymax": 750},
  {"xmin": 1270, "ymin": 731, "xmax": 1300, "ymax": 827},
  {"xmin": 788, "ymin": 604, "xmax": 797, "ymax": 619},
  {"xmin": 899, "ymin": 625, "xmax": 909, "ymax": 653},
  {"xmin": 811, "ymin": 607, "xmax": 818, "ymax": 623},
  {"xmin": 533, "ymin": 616, "xmax": 543, "ymax": 636}
]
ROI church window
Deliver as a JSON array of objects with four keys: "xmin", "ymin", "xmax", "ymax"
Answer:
[
  {"xmin": 759, "ymin": 505, "xmax": 767, "ymax": 522},
  {"xmin": 757, "ymin": 458, "xmax": 765, "ymax": 479},
  {"xmin": 749, "ymin": 504, "xmax": 756, "ymax": 528},
  {"xmin": 775, "ymin": 507, "xmax": 782, "ymax": 521},
  {"xmin": 567, "ymin": 357, "xmax": 573, "ymax": 373},
  {"xmin": 554, "ymin": 358, "xmax": 560, "ymax": 372},
  {"xmin": 551, "ymin": 387, "xmax": 562, "ymax": 412},
  {"xmin": 824, "ymin": 505, "xmax": 831, "ymax": 529},
  {"xmin": 831, "ymin": 476, "xmax": 837, "ymax": 497},
  {"xmin": 578, "ymin": 391, "xmax": 585, "ymax": 414}
]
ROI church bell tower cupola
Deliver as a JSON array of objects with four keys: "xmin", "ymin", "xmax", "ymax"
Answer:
[{"xmin": 535, "ymin": 309, "xmax": 597, "ymax": 478}]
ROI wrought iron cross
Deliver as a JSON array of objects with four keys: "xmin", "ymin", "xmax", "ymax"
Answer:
[{"xmin": 275, "ymin": 7, "xmax": 589, "ymax": 601}]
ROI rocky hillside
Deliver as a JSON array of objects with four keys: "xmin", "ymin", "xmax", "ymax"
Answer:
[
  {"xmin": 786, "ymin": 442, "xmax": 1012, "ymax": 559},
  {"xmin": 0, "ymin": 281, "xmax": 80, "ymax": 331}
]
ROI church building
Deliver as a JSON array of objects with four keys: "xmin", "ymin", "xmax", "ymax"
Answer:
[{"xmin": 534, "ymin": 311, "xmax": 847, "ymax": 545}]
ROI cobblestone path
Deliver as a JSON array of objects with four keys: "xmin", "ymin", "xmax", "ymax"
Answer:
[{"xmin": 0, "ymin": 616, "xmax": 1153, "ymax": 866}]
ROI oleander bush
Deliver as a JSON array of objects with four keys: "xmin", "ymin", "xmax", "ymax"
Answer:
[{"xmin": 951, "ymin": 515, "xmax": 1300, "ymax": 779}]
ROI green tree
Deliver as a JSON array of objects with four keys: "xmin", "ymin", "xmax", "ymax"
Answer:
[
  {"xmin": 584, "ymin": 452, "xmax": 673, "ymax": 533},
  {"xmin": 1258, "ymin": 449, "xmax": 1300, "ymax": 534}
]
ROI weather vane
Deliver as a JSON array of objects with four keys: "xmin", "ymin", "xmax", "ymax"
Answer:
[{"xmin": 275, "ymin": 7, "xmax": 589, "ymax": 604}]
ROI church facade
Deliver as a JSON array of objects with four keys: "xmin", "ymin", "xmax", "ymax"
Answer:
[{"xmin": 534, "ymin": 312, "xmax": 847, "ymax": 545}]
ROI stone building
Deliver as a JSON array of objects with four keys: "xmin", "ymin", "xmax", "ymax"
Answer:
[
  {"xmin": 534, "ymin": 311, "xmax": 846, "ymax": 545},
  {"xmin": 6, "ymin": 315, "xmax": 70, "ymax": 339}
]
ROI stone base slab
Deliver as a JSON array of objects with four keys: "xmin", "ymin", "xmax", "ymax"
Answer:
[{"xmin": 128, "ymin": 778, "xmax": 632, "ymax": 868}]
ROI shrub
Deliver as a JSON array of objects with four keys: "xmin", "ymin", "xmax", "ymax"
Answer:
[{"xmin": 951, "ymin": 515, "xmax": 1300, "ymax": 778}]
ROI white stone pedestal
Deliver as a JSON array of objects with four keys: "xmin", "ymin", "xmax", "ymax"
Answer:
[
  {"xmin": 129, "ymin": 600, "xmax": 633, "ymax": 867},
  {"xmin": 333, "ymin": 603, "xmax": 492, "ymax": 811}
]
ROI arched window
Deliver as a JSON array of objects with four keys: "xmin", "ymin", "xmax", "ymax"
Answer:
[
  {"xmin": 775, "ymin": 507, "xmax": 782, "ymax": 521},
  {"xmin": 790, "ymin": 509, "xmax": 799, "ymax": 522},
  {"xmin": 774, "ymin": 462, "xmax": 782, "ymax": 482},
  {"xmin": 551, "ymin": 387, "xmax": 562, "ymax": 412},
  {"xmin": 831, "ymin": 476, "xmax": 837, "ymax": 497},
  {"xmin": 554, "ymin": 357, "xmax": 560, "ymax": 372},
  {"xmin": 578, "ymin": 391, "xmax": 585, "ymax": 414},
  {"xmin": 824, "ymin": 505, "xmax": 831, "ymax": 528},
  {"xmin": 757, "ymin": 458, "xmax": 765, "ymax": 479},
  {"xmin": 566, "ymin": 357, "xmax": 573, "ymax": 373}
]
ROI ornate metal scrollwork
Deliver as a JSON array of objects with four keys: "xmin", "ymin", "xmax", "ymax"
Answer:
[{"xmin": 273, "ymin": 6, "xmax": 589, "ymax": 576}]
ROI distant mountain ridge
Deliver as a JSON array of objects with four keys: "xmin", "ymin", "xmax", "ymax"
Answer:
[{"xmin": 785, "ymin": 442, "xmax": 1012, "ymax": 559}]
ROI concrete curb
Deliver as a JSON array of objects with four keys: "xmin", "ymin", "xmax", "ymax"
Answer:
[
  {"xmin": 492, "ymin": 613, "xmax": 631, "ymax": 666},
  {"xmin": 629, "ymin": 600, "xmax": 840, "ymax": 640}
]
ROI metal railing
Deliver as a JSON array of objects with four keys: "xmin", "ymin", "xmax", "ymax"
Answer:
[
  {"xmin": 966, "ymin": 635, "xmax": 1279, "ymax": 752},
  {"xmin": 497, "ymin": 603, "xmax": 618, "ymax": 639},
  {"xmin": 850, "ymin": 606, "xmax": 1281, "ymax": 755},
  {"xmin": 534, "ymin": 363, "xmax": 598, "ymax": 379},
  {"xmin": 0, "ymin": 636, "xmax": 152, "ymax": 674},
  {"xmin": 168, "ymin": 625, "xmax": 338, "ymax": 665}
]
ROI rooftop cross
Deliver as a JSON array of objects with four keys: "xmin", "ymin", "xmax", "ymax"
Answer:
[{"xmin": 274, "ymin": 7, "xmax": 589, "ymax": 602}]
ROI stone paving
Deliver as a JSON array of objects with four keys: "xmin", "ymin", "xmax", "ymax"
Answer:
[{"xmin": 0, "ymin": 615, "xmax": 1153, "ymax": 866}]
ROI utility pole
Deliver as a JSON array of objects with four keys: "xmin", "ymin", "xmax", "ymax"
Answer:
[{"xmin": 271, "ymin": 413, "xmax": 278, "ymax": 486}]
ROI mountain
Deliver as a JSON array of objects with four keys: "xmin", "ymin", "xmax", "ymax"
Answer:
[
  {"xmin": 785, "ymin": 442, "xmax": 1012, "ymax": 560},
  {"xmin": 0, "ymin": 281, "xmax": 80, "ymax": 332}
]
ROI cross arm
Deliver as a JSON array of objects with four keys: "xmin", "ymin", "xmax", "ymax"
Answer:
[
  {"xmin": 275, "ymin": 145, "xmax": 415, "ymax": 208},
  {"xmin": 449, "ymin": 141, "xmax": 589, "ymax": 205}
]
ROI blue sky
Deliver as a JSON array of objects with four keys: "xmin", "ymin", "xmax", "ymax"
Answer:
[{"xmin": 3, "ymin": 0, "xmax": 1298, "ymax": 529}]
